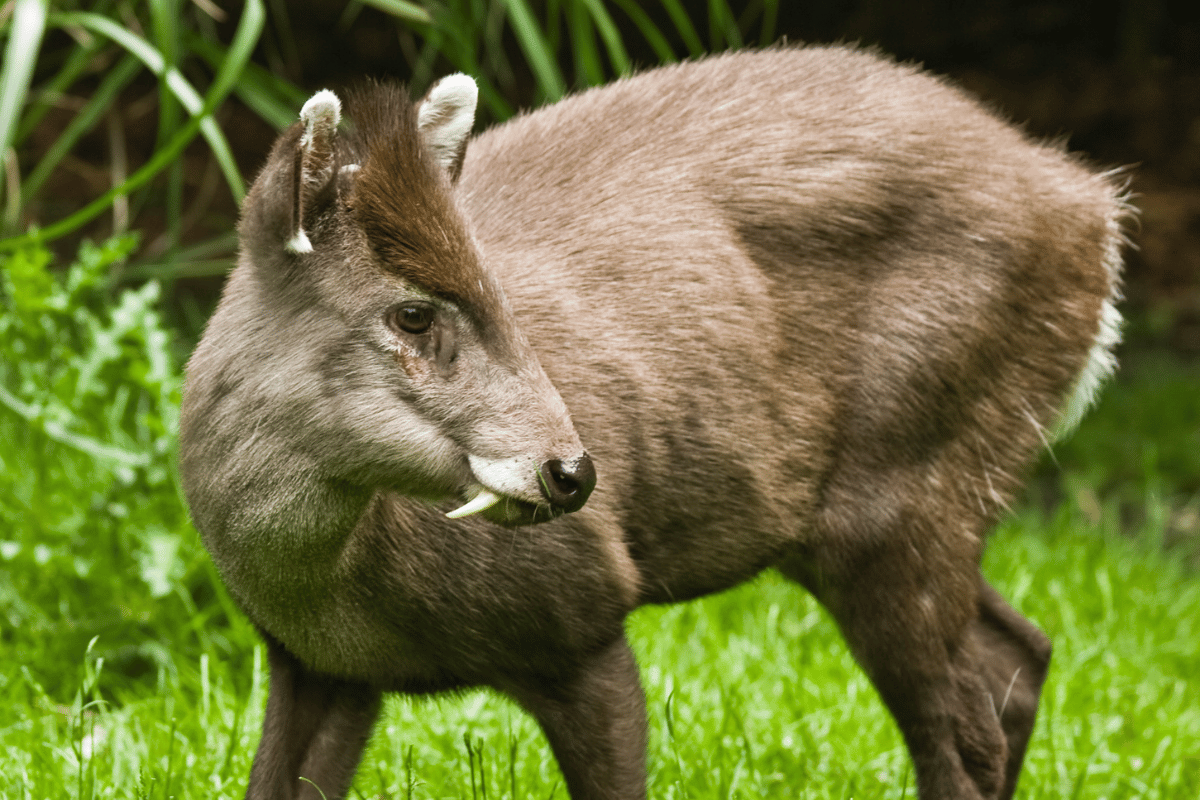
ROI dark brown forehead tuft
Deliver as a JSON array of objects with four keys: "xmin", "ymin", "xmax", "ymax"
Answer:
[{"xmin": 346, "ymin": 83, "xmax": 490, "ymax": 309}]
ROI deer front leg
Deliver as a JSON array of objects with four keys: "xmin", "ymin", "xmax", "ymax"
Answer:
[
  {"xmin": 505, "ymin": 636, "xmax": 649, "ymax": 800},
  {"xmin": 247, "ymin": 633, "xmax": 382, "ymax": 800}
]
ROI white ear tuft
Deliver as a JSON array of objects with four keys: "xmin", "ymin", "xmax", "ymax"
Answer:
[
  {"xmin": 299, "ymin": 89, "xmax": 341, "ymax": 145},
  {"xmin": 285, "ymin": 230, "xmax": 313, "ymax": 254},
  {"xmin": 417, "ymin": 74, "xmax": 478, "ymax": 182}
]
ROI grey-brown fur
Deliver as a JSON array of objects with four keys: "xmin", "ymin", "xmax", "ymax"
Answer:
[{"xmin": 180, "ymin": 45, "xmax": 1127, "ymax": 800}]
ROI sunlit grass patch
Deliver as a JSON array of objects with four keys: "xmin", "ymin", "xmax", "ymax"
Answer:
[{"xmin": 3, "ymin": 499, "xmax": 1198, "ymax": 798}]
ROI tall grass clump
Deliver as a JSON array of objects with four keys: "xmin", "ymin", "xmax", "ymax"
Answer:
[
  {"xmin": 0, "ymin": 1, "xmax": 781, "ymax": 280},
  {"xmin": 395, "ymin": 0, "xmax": 780, "ymax": 120},
  {"xmin": 0, "ymin": 0, "xmax": 272, "ymax": 267}
]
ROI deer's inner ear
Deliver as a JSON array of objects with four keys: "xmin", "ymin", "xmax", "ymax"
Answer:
[
  {"xmin": 416, "ymin": 74, "xmax": 478, "ymax": 184},
  {"xmin": 287, "ymin": 89, "xmax": 342, "ymax": 254}
]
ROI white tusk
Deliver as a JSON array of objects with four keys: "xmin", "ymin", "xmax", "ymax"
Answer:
[{"xmin": 445, "ymin": 488, "xmax": 502, "ymax": 519}]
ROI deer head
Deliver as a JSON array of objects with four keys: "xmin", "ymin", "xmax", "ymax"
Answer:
[{"xmin": 190, "ymin": 76, "xmax": 595, "ymax": 527}]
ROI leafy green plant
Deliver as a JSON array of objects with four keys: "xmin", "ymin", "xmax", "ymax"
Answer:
[{"xmin": 0, "ymin": 235, "xmax": 244, "ymax": 700}]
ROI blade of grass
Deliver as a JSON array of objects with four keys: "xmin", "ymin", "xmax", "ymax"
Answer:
[
  {"xmin": 148, "ymin": 0, "xmax": 184, "ymax": 251},
  {"xmin": 3, "ymin": 147, "xmax": 17, "ymax": 231},
  {"xmin": 475, "ymin": 73, "xmax": 516, "ymax": 121},
  {"xmin": 658, "ymin": 0, "xmax": 704, "ymax": 57},
  {"xmin": 415, "ymin": 6, "xmax": 475, "ymax": 77},
  {"xmin": 21, "ymin": 52, "xmax": 142, "ymax": 205},
  {"xmin": 759, "ymin": 0, "xmax": 778, "ymax": 46},
  {"xmin": 397, "ymin": 26, "xmax": 436, "ymax": 90},
  {"xmin": 568, "ymin": 2, "xmax": 604, "ymax": 87},
  {"xmin": 337, "ymin": 0, "xmax": 366, "ymax": 32},
  {"xmin": 503, "ymin": 0, "xmax": 566, "ymax": 102},
  {"xmin": 544, "ymin": 0, "xmax": 563, "ymax": 55},
  {"xmin": 483, "ymin": 0, "xmax": 517, "ymax": 94},
  {"xmin": 13, "ymin": 34, "xmax": 101, "ymax": 144},
  {"xmin": 360, "ymin": 0, "xmax": 432, "ymax": 25},
  {"xmin": 736, "ymin": 0, "xmax": 761, "ymax": 31},
  {"xmin": 46, "ymin": 10, "xmax": 247, "ymax": 203},
  {"xmin": 411, "ymin": 10, "xmax": 516, "ymax": 120},
  {"xmin": 410, "ymin": 8, "xmax": 503, "ymax": 118},
  {"xmin": 708, "ymin": 0, "xmax": 742, "ymax": 50},
  {"xmin": 0, "ymin": 0, "xmax": 48, "ymax": 230},
  {"xmin": 0, "ymin": 0, "xmax": 265, "ymax": 250},
  {"xmin": 11, "ymin": 0, "xmax": 118, "ymax": 144},
  {"xmin": 579, "ymin": 0, "xmax": 630, "ymax": 76},
  {"xmin": 470, "ymin": 0, "xmax": 488, "ymax": 36},
  {"xmin": 148, "ymin": 0, "xmax": 183, "ymax": 139},
  {"xmin": 124, "ymin": 230, "xmax": 239, "ymax": 280},
  {"xmin": 107, "ymin": 108, "xmax": 128, "ymax": 233},
  {"xmin": 610, "ymin": 0, "xmax": 676, "ymax": 63},
  {"xmin": 266, "ymin": 0, "xmax": 301, "ymax": 75},
  {"xmin": 186, "ymin": 33, "xmax": 305, "ymax": 130}
]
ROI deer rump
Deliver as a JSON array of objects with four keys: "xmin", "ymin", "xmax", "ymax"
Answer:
[{"xmin": 180, "ymin": 46, "xmax": 1126, "ymax": 800}]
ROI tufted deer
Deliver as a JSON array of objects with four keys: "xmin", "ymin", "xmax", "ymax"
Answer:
[{"xmin": 179, "ymin": 45, "xmax": 1127, "ymax": 800}]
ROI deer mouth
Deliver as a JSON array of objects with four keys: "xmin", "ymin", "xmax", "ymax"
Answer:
[
  {"xmin": 444, "ymin": 482, "xmax": 566, "ymax": 526},
  {"xmin": 445, "ymin": 452, "xmax": 595, "ymax": 524},
  {"xmin": 444, "ymin": 454, "xmax": 557, "ymax": 525}
]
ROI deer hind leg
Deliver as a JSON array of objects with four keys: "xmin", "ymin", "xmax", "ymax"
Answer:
[
  {"xmin": 247, "ymin": 633, "xmax": 382, "ymax": 800},
  {"xmin": 974, "ymin": 581, "xmax": 1052, "ymax": 797},
  {"xmin": 779, "ymin": 506, "xmax": 1049, "ymax": 800}
]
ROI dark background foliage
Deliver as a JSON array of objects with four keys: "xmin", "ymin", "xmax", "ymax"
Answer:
[{"xmin": 13, "ymin": 1, "xmax": 1199, "ymax": 355}]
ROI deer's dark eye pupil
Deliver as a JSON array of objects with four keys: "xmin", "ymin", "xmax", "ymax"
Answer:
[{"xmin": 394, "ymin": 304, "xmax": 434, "ymax": 334}]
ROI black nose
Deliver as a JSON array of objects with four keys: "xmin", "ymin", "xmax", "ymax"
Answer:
[{"xmin": 538, "ymin": 453, "xmax": 596, "ymax": 513}]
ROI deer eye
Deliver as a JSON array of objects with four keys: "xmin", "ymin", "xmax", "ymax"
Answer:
[{"xmin": 390, "ymin": 303, "xmax": 435, "ymax": 335}]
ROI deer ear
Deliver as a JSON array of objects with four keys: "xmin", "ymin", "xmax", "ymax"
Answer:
[
  {"xmin": 286, "ymin": 89, "xmax": 342, "ymax": 254},
  {"xmin": 417, "ymin": 74, "xmax": 477, "ymax": 184}
]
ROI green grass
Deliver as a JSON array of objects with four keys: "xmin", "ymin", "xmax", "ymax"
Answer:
[{"xmin": 2, "ymin": 521, "xmax": 1197, "ymax": 798}]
